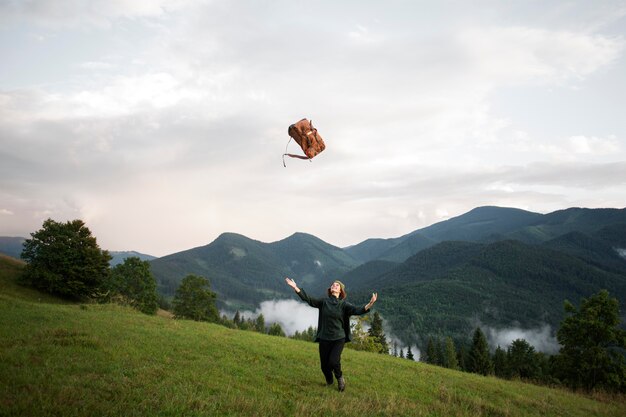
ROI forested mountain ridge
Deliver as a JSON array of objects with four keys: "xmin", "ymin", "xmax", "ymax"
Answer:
[
  {"xmin": 150, "ymin": 231, "xmax": 360, "ymax": 310},
  {"xmin": 345, "ymin": 206, "xmax": 626, "ymax": 264},
  {"xmin": 347, "ymin": 237, "xmax": 626, "ymax": 344}
]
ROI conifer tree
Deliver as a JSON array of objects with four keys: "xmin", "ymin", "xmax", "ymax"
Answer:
[
  {"xmin": 493, "ymin": 345, "xmax": 508, "ymax": 378},
  {"xmin": 399, "ymin": 348, "xmax": 404, "ymax": 359},
  {"xmin": 468, "ymin": 327, "xmax": 493, "ymax": 376},
  {"xmin": 233, "ymin": 310, "xmax": 241, "ymax": 326},
  {"xmin": 425, "ymin": 337, "xmax": 438, "ymax": 364},
  {"xmin": 435, "ymin": 338, "xmax": 444, "ymax": 366},
  {"xmin": 268, "ymin": 322, "xmax": 286, "ymax": 337},
  {"xmin": 444, "ymin": 337, "xmax": 459, "ymax": 370},
  {"xmin": 368, "ymin": 311, "xmax": 390, "ymax": 354},
  {"xmin": 406, "ymin": 345, "xmax": 415, "ymax": 361},
  {"xmin": 457, "ymin": 343, "xmax": 467, "ymax": 371},
  {"xmin": 255, "ymin": 314, "xmax": 265, "ymax": 333}
]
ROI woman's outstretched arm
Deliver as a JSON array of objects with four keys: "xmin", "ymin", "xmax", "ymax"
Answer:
[
  {"xmin": 285, "ymin": 277, "xmax": 322, "ymax": 308},
  {"xmin": 285, "ymin": 277, "xmax": 300, "ymax": 293},
  {"xmin": 365, "ymin": 292, "xmax": 378, "ymax": 311}
]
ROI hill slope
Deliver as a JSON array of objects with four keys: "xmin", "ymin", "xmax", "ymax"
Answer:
[{"xmin": 0, "ymin": 261, "xmax": 622, "ymax": 417}]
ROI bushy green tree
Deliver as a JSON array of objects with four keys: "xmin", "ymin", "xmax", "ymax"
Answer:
[
  {"xmin": 468, "ymin": 327, "xmax": 493, "ymax": 376},
  {"xmin": 555, "ymin": 290, "xmax": 626, "ymax": 392},
  {"xmin": 108, "ymin": 257, "xmax": 158, "ymax": 314},
  {"xmin": 20, "ymin": 219, "xmax": 111, "ymax": 299},
  {"xmin": 172, "ymin": 274, "xmax": 219, "ymax": 322},
  {"xmin": 368, "ymin": 311, "xmax": 390, "ymax": 354}
]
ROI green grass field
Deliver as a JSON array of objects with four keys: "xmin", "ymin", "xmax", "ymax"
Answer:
[{"xmin": 1, "ymin": 255, "xmax": 624, "ymax": 416}]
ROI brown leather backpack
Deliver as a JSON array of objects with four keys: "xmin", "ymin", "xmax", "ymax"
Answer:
[{"xmin": 283, "ymin": 118, "xmax": 326, "ymax": 166}]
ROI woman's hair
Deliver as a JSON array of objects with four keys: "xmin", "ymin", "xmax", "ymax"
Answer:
[{"xmin": 327, "ymin": 281, "xmax": 347, "ymax": 299}]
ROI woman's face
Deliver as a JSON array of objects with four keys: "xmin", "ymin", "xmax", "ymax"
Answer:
[{"xmin": 330, "ymin": 282, "xmax": 341, "ymax": 296}]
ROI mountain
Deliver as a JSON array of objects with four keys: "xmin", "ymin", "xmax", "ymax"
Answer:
[
  {"xmin": 345, "ymin": 206, "xmax": 544, "ymax": 264},
  {"xmin": 505, "ymin": 207, "xmax": 626, "ymax": 243},
  {"xmin": 348, "ymin": 238, "xmax": 626, "ymax": 344},
  {"xmin": 109, "ymin": 251, "xmax": 157, "ymax": 266},
  {"xmin": 542, "ymin": 231, "xmax": 626, "ymax": 274},
  {"xmin": 417, "ymin": 206, "xmax": 544, "ymax": 242},
  {"xmin": 0, "ymin": 236, "xmax": 25, "ymax": 259},
  {"xmin": 150, "ymin": 232, "xmax": 360, "ymax": 310},
  {"xmin": 344, "ymin": 206, "xmax": 626, "ymax": 264}
]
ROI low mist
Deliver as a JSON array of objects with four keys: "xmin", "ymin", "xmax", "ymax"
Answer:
[
  {"xmin": 485, "ymin": 324, "xmax": 559, "ymax": 354},
  {"xmin": 223, "ymin": 299, "xmax": 419, "ymax": 358}
]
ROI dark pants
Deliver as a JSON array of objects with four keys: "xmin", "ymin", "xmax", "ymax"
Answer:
[{"xmin": 319, "ymin": 338, "xmax": 345, "ymax": 384}]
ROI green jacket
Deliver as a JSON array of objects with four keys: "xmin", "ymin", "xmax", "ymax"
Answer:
[{"xmin": 297, "ymin": 288, "xmax": 369, "ymax": 342}]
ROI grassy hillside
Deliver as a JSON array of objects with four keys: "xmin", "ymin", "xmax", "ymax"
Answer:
[{"xmin": 1, "ymin": 258, "xmax": 624, "ymax": 416}]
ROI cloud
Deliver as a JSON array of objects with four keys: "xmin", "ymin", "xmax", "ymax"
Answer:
[
  {"xmin": 254, "ymin": 299, "xmax": 319, "ymax": 336},
  {"xmin": 459, "ymin": 26, "xmax": 624, "ymax": 86},
  {"xmin": 1, "ymin": 1, "xmax": 625, "ymax": 256},
  {"xmin": 0, "ymin": 0, "xmax": 190, "ymax": 28},
  {"xmin": 568, "ymin": 135, "xmax": 620, "ymax": 155},
  {"xmin": 485, "ymin": 324, "xmax": 560, "ymax": 354}
]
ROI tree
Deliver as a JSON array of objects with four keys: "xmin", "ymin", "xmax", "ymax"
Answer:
[
  {"xmin": 348, "ymin": 317, "xmax": 381, "ymax": 352},
  {"xmin": 108, "ymin": 257, "xmax": 158, "ymax": 314},
  {"xmin": 425, "ymin": 337, "xmax": 438, "ymax": 365},
  {"xmin": 468, "ymin": 327, "xmax": 493, "ymax": 376},
  {"xmin": 493, "ymin": 345, "xmax": 508, "ymax": 378},
  {"xmin": 443, "ymin": 337, "xmax": 459, "ymax": 370},
  {"xmin": 368, "ymin": 311, "xmax": 390, "ymax": 354},
  {"xmin": 233, "ymin": 310, "xmax": 242, "ymax": 326},
  {"xmin": 20, "ymin": 218, "xmax": 111, "ymax": 299},
  {"xmin": 172, "ymin": 274, "xmax": 219, "ymax": 322},
  {"xmin": 457, "ymin": 343, "xmax": 468, "ymax": 372},
  {"xmin": 406, "ymin": 345, "xmax": 415, "ymax": 361},
  {"xmin": 254, "ymin": 314, "xmax": 266, "ymax": 333},
  {"xmin": 435, "ymin": 338, "xmax": 444, "ymax": 366},
  {"xmin": 555, "ymin": 290, "xmax": 626, "ymax": 392},
  {"xmin": 508, "ymin": 339, "xmax": 540, "ymax": 380},
  {"xmin": 268, "ymin": 322, "xmax": 286, "ymax": 337}
]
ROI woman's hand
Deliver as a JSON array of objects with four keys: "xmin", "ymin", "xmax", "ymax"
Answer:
[
  {"xmin": 285, "ymin": 277, "xmax": 300, "ymax": 293},
  {"xmin": 365, "ymin": 292, "xmax": 378, "ymax": 310}
]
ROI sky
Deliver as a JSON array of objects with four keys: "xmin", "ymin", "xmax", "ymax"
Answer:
[{"xmin": 1, "ymin": 0, "xmax": 625, "ymax": 257}]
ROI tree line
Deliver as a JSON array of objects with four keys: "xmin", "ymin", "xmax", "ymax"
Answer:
[{"xmin": 18, "ymin": 218, "xmax": 626, "ymax": 394}]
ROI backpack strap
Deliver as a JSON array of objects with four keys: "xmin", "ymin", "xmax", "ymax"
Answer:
[{"xmin": 282, "ymin": 136, "xmax": 312, "ymax": 167}]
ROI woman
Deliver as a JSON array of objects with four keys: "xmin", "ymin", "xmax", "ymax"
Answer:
[{"xmin": 285, "ymin": 277, "xmax": 378, "ymax": 392}]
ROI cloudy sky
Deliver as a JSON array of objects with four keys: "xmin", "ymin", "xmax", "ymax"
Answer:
[{"xmin": 1, "ymin": 1, "xmax": 625, "ymax": 257}]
